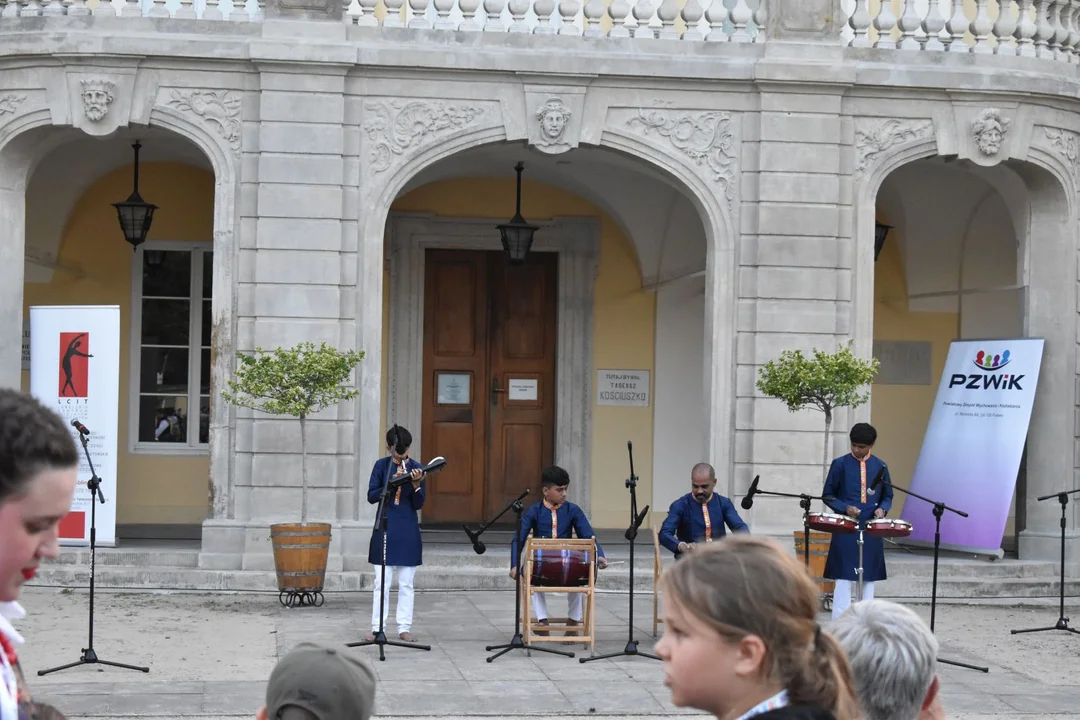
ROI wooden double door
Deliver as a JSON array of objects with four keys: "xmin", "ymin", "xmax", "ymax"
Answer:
[{"xmin": 420, "ymin": 249, "xmax": 558, "ymax": 524}]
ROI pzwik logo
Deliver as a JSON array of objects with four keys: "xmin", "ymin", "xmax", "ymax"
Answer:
[{"xmin": 950, "ymin": 348, "xmax": 1023, "ymax": 390}]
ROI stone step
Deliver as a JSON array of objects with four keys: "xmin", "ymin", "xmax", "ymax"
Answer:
[{"xmin": 28, "ymin": 563, "xmax": 1080, "ymax": 602}]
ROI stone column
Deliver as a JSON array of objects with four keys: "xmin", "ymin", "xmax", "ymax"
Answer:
[
  {"xmin": 202, "ymin": 61, "xmax": 355, "ymax": 574},
  {"xmin": 0, "ymin": 186, "xmax": 24, "ymax": 390},
  {"xmin": 1017, "ymin": 164, "xmax": 1079, "ymax": 563},
  {"xmin": 736, "ymin": 79, "xmax": 851, "ymax": 537}
]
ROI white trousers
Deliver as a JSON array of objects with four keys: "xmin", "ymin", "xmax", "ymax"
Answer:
[
  {"xmin": 532, "ymin": 592, "xmax": 583, "ymax": 622},
  {"xmin": 831, "ymin": 579, "xmax": 875, "ymax": 620},
  {"xmin": 371, "ymin": 565, "xmax": 417, "ymax": 634}
]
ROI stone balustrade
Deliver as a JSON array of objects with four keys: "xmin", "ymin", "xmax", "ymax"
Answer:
[
  {"xmin": 842, "ymin": 0, "xmax": 1080, "ymax": 61},
  {"xmin": 0, "ymin": 0, "xmax": 768, "ymax": 39}
]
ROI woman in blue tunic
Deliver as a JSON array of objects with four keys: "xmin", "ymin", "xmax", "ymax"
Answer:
[
  {"xmin": 821, "ymin": 423, "xmax": 893, "ymax": 621},
  {"xmin": 365, "ymin": 426, "xmax": 426, "ymax": 643}
]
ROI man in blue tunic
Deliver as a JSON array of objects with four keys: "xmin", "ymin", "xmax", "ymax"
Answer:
[
  {"xmin": 822, "ymin": 422, "xmax": 894, "ymax": 620},
  {"xmin": 510, "ymin": 466, "xmax": 608, "ymax": 634},
  {"xmin": 365, "ymin": 426, "xmax": 426, "ymax": 643},
  {"xmin": 658, "ymin": 462, "xmax": 749, "ymax": 559}
]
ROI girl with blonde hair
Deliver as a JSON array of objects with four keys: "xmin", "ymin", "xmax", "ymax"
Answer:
[{"xmin": 655, "ymin": 535, "xmax": 861, "ymax": 720}]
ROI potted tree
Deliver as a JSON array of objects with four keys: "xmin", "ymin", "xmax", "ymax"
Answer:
[
  {"xmin": 222, "ymin": 341, "xmax": 365, "ymax": 608},
  {"xmin": 756, "ymin": 340, "xmax": 879, "ymax": 601}
]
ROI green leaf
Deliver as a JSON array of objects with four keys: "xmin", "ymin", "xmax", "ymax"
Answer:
[
  {"xmin": 220, "ymin": 342, "xmax": 365, "ymax": 418},
  {"xmin": 755, "ymin": 340, "xmax": 880, "ymax": 416}
]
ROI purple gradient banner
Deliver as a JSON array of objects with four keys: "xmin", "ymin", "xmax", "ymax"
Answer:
[{"xmin": 900, "ymin": 339, "xmax": 1044, "ymax": 554}]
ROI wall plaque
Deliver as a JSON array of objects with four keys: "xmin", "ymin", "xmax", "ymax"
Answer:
[
  {"xmin": 436, "ymin": 372, "xmax": 471, "ymax": 405},
  {"xmin": 873, "ymin": 340, "xmax": 932, "ymax": 385},
  {"xmin": 508, "ymin": 378, "xmax": 538, "ymax": 401},
  {"xmin": 597, "ymin": 369, "xmax": 650, "ymax": 407}
]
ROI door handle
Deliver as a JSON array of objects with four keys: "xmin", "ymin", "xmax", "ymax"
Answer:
[{"xmin": 491, "ymin": 377, "xmax": 505, "ymax": 406}]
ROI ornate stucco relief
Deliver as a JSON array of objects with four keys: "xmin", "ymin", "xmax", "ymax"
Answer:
[
  {"xmin": 0, "ymin": 94, "xmax": 27, "ymax": 117},
  {"xmin": 166, "ymin": 89, "xmax": 243, "ymax": 154},
  {"xmin": 362, "ymin": 100, "xmax": 490, "ymax": 173},
  {"xmin": 972, "ymin": 108, "xmax": 1011, "ymax": 157},
  {"xmin": 854, "ymin": 118, "xmax": 935, "ymax": 176},
  {"xmin": 1040, "ymin": 126, "xmax": 1079, "ymax": 171},
  {"xmin": 80, "ymin": 78, "xmax": 116, "ymax": 123},
  {"xmin": 622, "ymin": 105, "xmax": 737, "ymax": 205}
]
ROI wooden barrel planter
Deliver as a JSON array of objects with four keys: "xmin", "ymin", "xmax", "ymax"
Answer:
[
  {"xmin": 271, "ymin": 522, "xmax": 331, "ymax": 608},
  {"xmin": 793, "ymin": 530, "xmax": 836, "ymax": 600}
]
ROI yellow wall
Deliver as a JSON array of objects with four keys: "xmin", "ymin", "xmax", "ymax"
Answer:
[
  {"xmin": 870, "ymin": 221, "xmax": 957, "ymax": 518},
  {"xmin": 388, "ymin": 178, "xmax": 656, "ymax": 529},
  {"xmin": 22, "ymin": 162, "xmax": 214, "ymax": 526}
]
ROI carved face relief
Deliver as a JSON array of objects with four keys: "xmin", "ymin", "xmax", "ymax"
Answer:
[
  {"xmin": 80, "ymin": 79, "xmax": 115, "ymax": 123},
  {"xmin": 536, "ymin": 99, "xmax": 571, "ymax": 143},
  {"xmin": 972, "ymin": 108, "xmax": 1011, "ymax": 157}
]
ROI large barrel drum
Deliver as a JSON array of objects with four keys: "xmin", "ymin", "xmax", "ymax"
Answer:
[{"xmin": 270, "ymin": 523, "xmax": 332, "ymax": 592}]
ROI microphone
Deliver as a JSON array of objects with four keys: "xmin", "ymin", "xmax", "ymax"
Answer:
[
  {"xmin": 741, "ymin": 475, "xmax": 760, "ymax": 510},
  {"xmin": 388, "ymin": 456, "xmax": 448, "ymax": 488},
  {"xmin": 870, "ymin": 466, "xmax": 886, "ymax": 493},
  {"xmin": 464, "ymin": 524, "xmax": 486, "ymax": 555},
  {"xmin": 71, "ymin": 419, "xmax": 90, "ymax": 436},
  {"xmin": 625, "ymin": 505, "xmax": 650, "ymax": 541},
  {"xmin": 391, "ymin": 424, "xmax": 406, "ymax": 456}
]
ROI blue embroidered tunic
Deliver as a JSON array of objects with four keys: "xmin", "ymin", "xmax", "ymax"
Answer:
[
  {"xmin": 821, "ymin": 453, "xmax": 893, "ymax": 582},
  {"xmin": 510, "ymin": 500, "xmax": 606, "ymax": 569},
  {"xmin": 658, "ymin": 492, "xmax": 749, "ymax": 558},
  {"xmin": 366, "ymin": 455, "xmax": 425, "ymax": 567}
]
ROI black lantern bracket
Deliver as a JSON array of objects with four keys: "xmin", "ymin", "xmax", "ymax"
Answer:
[
  {"xmin": 113, "ymin": 140, "xmax": 159, "ymax": 252},
  {"xmin": 497, "ymin": 161, "xmax": 539, "ymax": 265}
]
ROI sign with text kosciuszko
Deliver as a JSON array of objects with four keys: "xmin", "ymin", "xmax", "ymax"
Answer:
[
  {"xmin": 29, "ymin": 305, "xmax": 121, "ymax": 547},
  {"xmin": 901, "ymin": 339, "xmax": 1044, "ymax": 556},
  {"xmin": 596, "ymin": 369, "xmax": 650, "ymax": 407}
]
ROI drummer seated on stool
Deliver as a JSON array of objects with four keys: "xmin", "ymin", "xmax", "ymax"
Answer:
[
  {"xmin": 509, "ymin": 465, "xmax": 608, "ymax": 635},
  {"xmin": 822, "ymin": 422, "xmax": 894, "ymax": 621},
  {"xmin": 659, "ymin": 462, "xmax": 749, "ymax": 559}
]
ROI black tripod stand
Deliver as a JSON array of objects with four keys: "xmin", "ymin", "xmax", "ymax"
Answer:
[
  {"xmin": 39, "ymin": 426, "xmax": 149, "ymax": 677},
  {"xmin": 1011, "ymin": 488, "xmax": 1080, "ymax": 637},
  {"xmin": 485, "ymin": 491, "xmax": 575, "ymax": 662},
  {"xmin": 582, "ymin": 440, "xmax": 658, "ymax": 664},
  {"xmin": 347, "ymin": 456, "xmax": 431, "ymax": 660},
  {"xmin": 883, "ymin": 478, "xmax": 988, "ymax": 673}
]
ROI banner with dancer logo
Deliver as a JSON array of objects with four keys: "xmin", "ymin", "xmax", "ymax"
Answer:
[
  {"xmin": 900, "ymin": 339, "xmax": 1044, "ymax": 556},
  {"xmin": 29, "ymin": 306, "xmax": 121, "ymax": 547}
]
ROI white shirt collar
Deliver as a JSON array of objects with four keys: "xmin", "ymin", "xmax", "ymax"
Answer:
[{"xmin": 0, "ymin": 602, "xmax": 25, "ymax": 647}]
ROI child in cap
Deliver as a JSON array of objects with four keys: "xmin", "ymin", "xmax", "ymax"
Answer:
[{"xmin": 257, "ymin": 642, "xmax": 376, "ymax": 720}]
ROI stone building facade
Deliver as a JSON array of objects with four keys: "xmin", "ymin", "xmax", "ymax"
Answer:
[{"xmin": 1, "ymin": 0, "xmax": 1078, "ymax": 577}]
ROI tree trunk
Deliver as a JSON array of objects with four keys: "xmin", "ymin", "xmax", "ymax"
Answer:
[
  {"xmin": 821, "ymin": 406, "xmax": 833, "ymax": 485},
  {"xmin": 299, "ymin": 412, "xmax": 308, "ymax": 525}
]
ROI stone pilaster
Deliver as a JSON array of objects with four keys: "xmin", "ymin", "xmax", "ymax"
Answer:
[
  {"xmin": 737, "ymin": 79, "xmax": 852, "ymax": 536},
  {"xmin": 0, "ymin": 186, "xmax": 24, "ymax": 389}
]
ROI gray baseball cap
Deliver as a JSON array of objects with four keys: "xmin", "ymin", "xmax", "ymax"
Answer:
[{"xmin": 265, "ymin": 642, "xmax": 377, "ymax": 720}]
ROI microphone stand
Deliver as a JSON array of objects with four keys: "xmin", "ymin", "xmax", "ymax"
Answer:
[
  {"xmin": 485, "ymin": 491, "xmax": 574, "ymax": 662},
  {"xmin": 746, "ymin": 487, "xmax": 834, "ymax": 571},
  {"xmin": 39, "ymin": 430, "xmax": 150, "ymax": 676},
  {"xmin": 1011, "ymin": 487, "xmax": 1080, "ymax": 637},
  {"xmin": 883, "ymin": 478, "xmax": 989, "ymax": 673},
  {"xmin": 347, "ymin": 457, "xmax": 431, "ymax": 660},
  {"xmin": 462, "ymin": 488, "xmax": 529, "ymax": 555},
  {"xmin": 581, "ymin": 441, "xmax": 659, "ymax": 664}
]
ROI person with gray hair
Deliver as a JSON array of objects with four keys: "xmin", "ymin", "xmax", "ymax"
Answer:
[{"xmin": 829, "ymin": 599, "xmax": 946, "ymax": 720}]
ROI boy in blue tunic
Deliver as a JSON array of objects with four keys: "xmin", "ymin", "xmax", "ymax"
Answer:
[
  {"xmin": 822, "ymin": 422, "xmax": 894, "ymax": 620},
  {"xmin": 659, "ymin": 462, "xmax": 749, "ymax": 559},
  {"xmin": 509, "ymin": 466, "xmax": 608, "ymax": 634},
  {"xmin": 365, "ymin": 426, "xmax": 426, "ymax": 642}
]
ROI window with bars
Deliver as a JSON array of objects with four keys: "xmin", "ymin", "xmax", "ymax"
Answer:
[{"xmin": 131, "ymin": 244, "xmax": 213, "ymax": 451}]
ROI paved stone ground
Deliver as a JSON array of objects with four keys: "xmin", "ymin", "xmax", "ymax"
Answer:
[{"xmin": 11, "ymin": 586, "xmax": 1080, "ymax": 719}]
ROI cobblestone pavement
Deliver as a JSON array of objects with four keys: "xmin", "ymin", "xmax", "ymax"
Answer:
[{"xmin": 11, "ymin": 587, "xmax": 1080, "ymax": 718}]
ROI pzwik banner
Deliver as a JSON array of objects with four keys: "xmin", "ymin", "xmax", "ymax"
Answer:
[
  {"xmin": 29, "ymin": 306, "xmax": 121, "ymax": 547},
  {"xmin": 900, "ymin": 338, "xmax": 1044, "ymax": 556}
]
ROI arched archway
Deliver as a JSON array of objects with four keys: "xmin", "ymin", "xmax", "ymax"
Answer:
[
  {"xmin": 864, "ymin": 152, "xmax": 1077, "ymax": 562},
  {"xmin": 0, "ymin": 118, "xmax": 237, "ymax": 542},
  {"xmin": 355, "ymin": 137, "xmax": 734, "ymax": 530}
]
